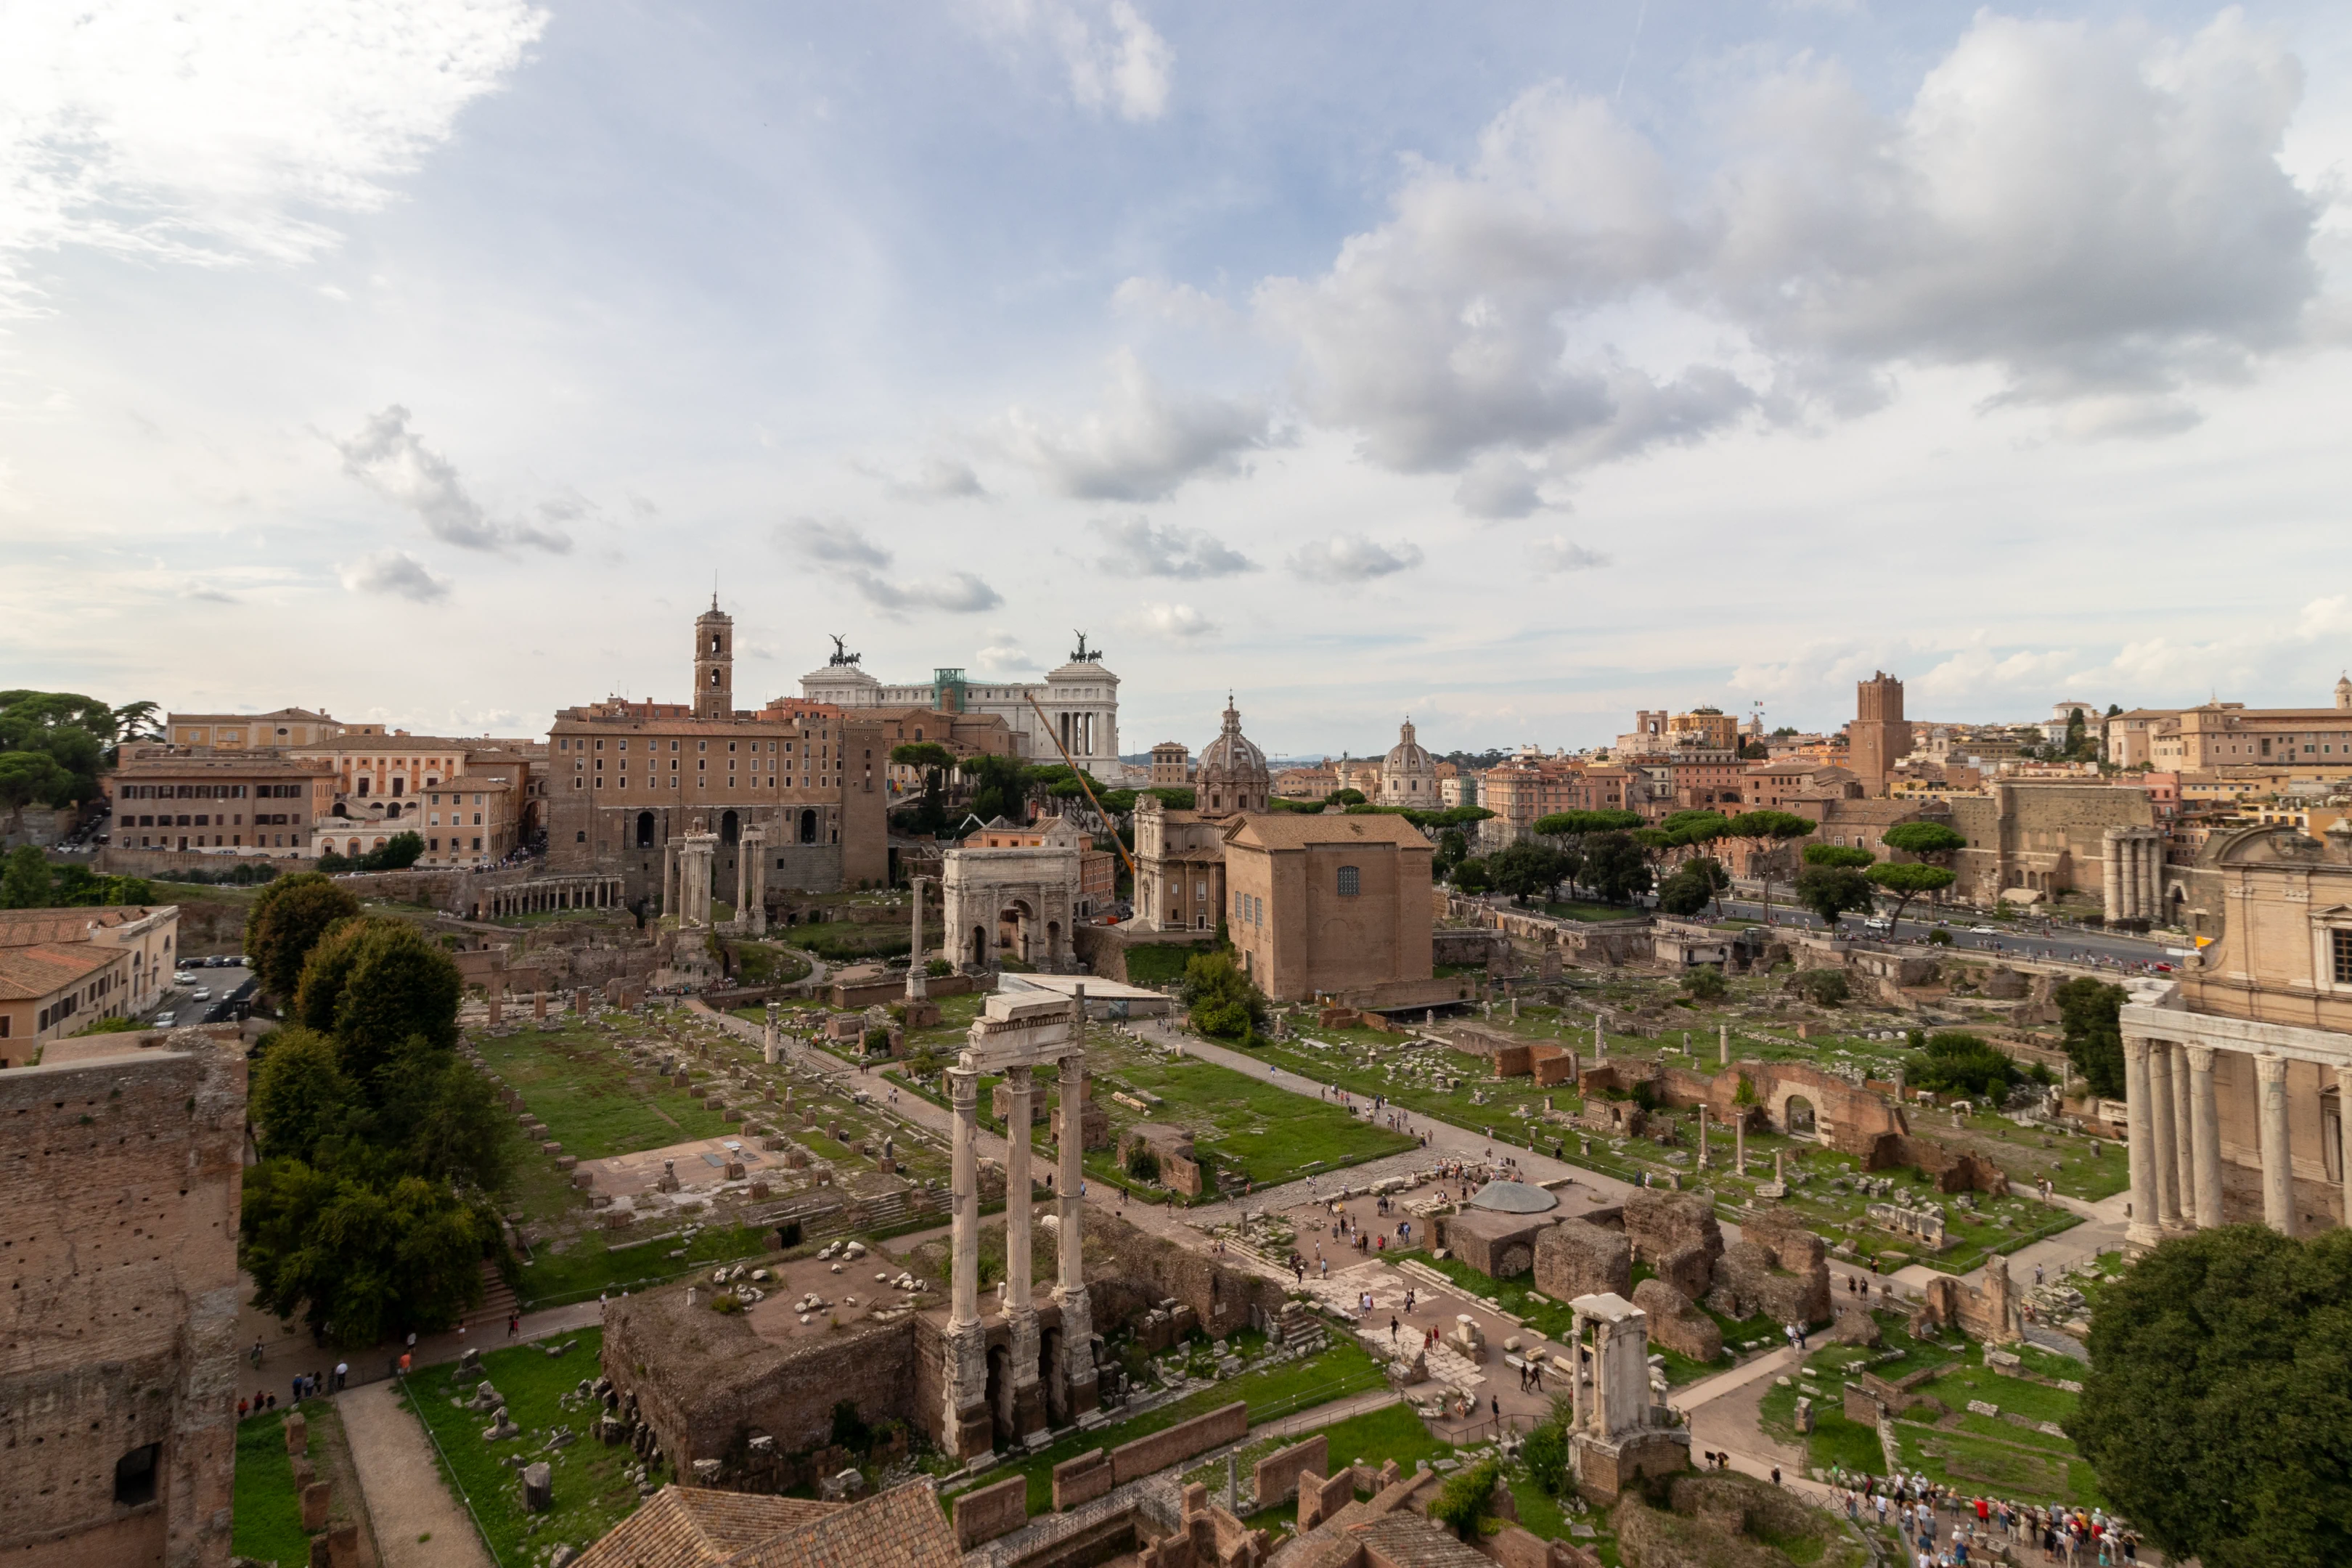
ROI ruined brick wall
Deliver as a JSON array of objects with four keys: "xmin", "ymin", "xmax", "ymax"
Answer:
[
  {"xmin": 1, "ymin": 1032, "xmax": 245, "ymax": 1568},
  {"xmin": 953, "ymin": 1475, "xmax": 1028, "ymax": 1548},
  {"xmin": 1533, "ymin": 1218, "xmax": 1630, "ymax": 1303},
  {"xmin": 1865, "ymin": 1135, "xmax": 2012, "ymax": 1195},
  {"xmin": 1654, "ymin": 1060, "xmax": 1906, "ymax": 1159},
  {"xmin": 1251, "ymin": 1434, "xmax": 1326, "ymax": 1509},
  {"xmin": 1054, "ymin": 1448, "xmax": 1115, "ymax": 1510},
  {"xmin": 1084, "ymin": 1213, "xmax": 1281, "ymax": 1341},
  {"xmin": 1111, "ymin": 1402, "xmax": 1247, "ymax": 1485},
  {"xmin": 600, "ymin": 1294, "xmax": 918, "ymax": 1469},
  {"xmin": 1437, "ymin": 1211, "xmax": 1545, "ymax": 1278}
]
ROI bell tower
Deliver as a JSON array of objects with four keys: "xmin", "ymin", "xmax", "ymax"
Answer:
[{"xmin": 694, "ymin": 597, "xmax": 734, "ymax": 719}]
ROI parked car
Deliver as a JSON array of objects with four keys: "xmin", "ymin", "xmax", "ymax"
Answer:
[
  {"xmin": 172, "ymin": 971, "xmax": 195, "ymax": 986},
  {"xmin": 189, "ymin": 987, "xmax": 211, "ymax": 1003},
  {"xmin": 153, "ymin": 1013, "xmax": 176, "ymax": 1028}
]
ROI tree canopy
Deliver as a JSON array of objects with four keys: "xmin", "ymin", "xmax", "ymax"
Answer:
[
  {"xmin": 0, "ymin": 689, "xmax": 153, "ymax": 810},
  {"xmin": 1866, "ymin": 860, "xmax": 1956, "ymax": 927},
  {"xmin": 2071, "ymin": 1225, "xmax": 2352, "ymax": 1568},
  {"xmin": 245, "ymin": 871, "xmax": 364, "ymax": 997},
  {"xmin": 1532, "ymin": 809, "xmax": 1644, "ymax": 839},
  {"xmin": 1490, "ymin": 841, "xmax": 1574, "ymax": 905},
  {"xmin": 1802, "ymin": 843, "xmax": 1874, "ymax": 869},
  {"xmin": 0, "ymin": 847, "xmax": 157, "ymax": 909},
  {"xmin": 1656, "ymin": 855, "xmax": 1728, "ymax": 918},
  {"xmin": 1725, "ymin": 809, "xmax": 1817, "ymax": 917},
  {"xmin": 1580, "ymin": 830, "xmax": 1653, "ymax": 904},
  {"xmin": 1180, "ymin": 950, "xmax": 1267, "ymax": 1040},
  {"xmin": 1903, "ymin": 1031, "xmax": 2035, "ymax": 1102},
  {"xmin": 316, "ymin": 830, "xmax": 425, "ymax": 875},
  {"xmin": 1882, "ymin": 820, "xmax": 1967, "ymax": 861},
  {"xmin": 1794, "ymin": 864, "xmax": 1877, "ymax": 924},
  {"xmin": 2054, "ymin": 976, "xmax": 2126, "ymax": 1098}
]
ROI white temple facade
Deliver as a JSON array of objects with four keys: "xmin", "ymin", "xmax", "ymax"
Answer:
[{"xmin": 799, "ymin": 633, "xmax": 1121, "ymax": 779}]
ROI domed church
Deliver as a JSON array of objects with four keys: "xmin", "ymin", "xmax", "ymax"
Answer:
[
  {"xmin": 1196, "ymin": 695, "xmax": 1270, "ymax": 817},
  {"xmin": 1378, "ymin": 717, "xmax": 1437, "ymax": 806}
]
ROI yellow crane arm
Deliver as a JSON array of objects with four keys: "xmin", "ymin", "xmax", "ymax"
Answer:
[{"xmin": 1024, "ymin": 692, "xmax": 1139, "ymax": 885}]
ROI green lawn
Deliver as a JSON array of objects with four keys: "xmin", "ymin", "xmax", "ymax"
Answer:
[
  {"xmin": 1122, "ymin": 939, "xmax": 1217, "ymax": 989},
  {"xmin": 518, "ymin": 1222, "xmax": 773, "ymax": 1310},
  {"xmin": 231, "ymin": 1408, "xmax": 314, "ymax": 1567},
  {"xmin": 1534, "ymin": 900, "xmax": 1645, "ymax": 923},
  {"xmin": 943, "ymin": 1336, "xmax": 1387, "ymax": 1516},
  {"xmin": 403, "ymin": 1328, "xmax": 650, "ymax": 1564},
  {"xmin": 474, "ymin": 1022, "xmax": 735, "ymax": 1159}
]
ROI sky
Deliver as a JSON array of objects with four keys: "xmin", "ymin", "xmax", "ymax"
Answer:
[{"xmin": 3, "ymin": 0, "xmax": 2350, "ymax": 757}]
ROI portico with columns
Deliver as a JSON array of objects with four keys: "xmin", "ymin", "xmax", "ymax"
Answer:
[
  {"xmin": 2102, "ymin": 824, "xmax": 2168, "ymax": 926},
  {"xmin": 938, "ymin": 987, "xmax": 1098, "ymax": 1456}
]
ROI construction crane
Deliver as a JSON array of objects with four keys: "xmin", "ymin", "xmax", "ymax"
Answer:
[{"xmin": 1024, "ymin": 691, "xmax": 1140, "ymax": 889}]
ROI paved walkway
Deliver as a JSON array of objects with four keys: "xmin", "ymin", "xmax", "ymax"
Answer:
[{"xmin": 338, "ymin": 1379, "xmax": 495, "ymax": 1568}]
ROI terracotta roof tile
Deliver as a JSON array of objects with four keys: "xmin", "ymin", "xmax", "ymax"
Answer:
[
  {"xmin": 571, "ymin": 1487, "xmax": 841, "ymax": 1568},
  {"xmin": 717, "ymin": 1482, "xmax": 959, "ymax": 1568},
  {"xmin": 0, "ymin": 942, "xmax": 122, "ymax": 1002}
]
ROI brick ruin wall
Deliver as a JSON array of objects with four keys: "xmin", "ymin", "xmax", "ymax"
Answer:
[
  {"xmin": 1084, "ymin": 1212, "xmax": 1283, "ymax": 1342},
  {"xmin": 600, "ymin": 1293, "xmax": 919, "ymax": 1474},
  {"xmin": 1, "ymin": 1032, "xmax": 247, "ymax": 1568}
]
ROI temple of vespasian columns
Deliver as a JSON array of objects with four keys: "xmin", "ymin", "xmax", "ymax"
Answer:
[{"xmin": 931, "ymin": 986, "xmax": 1099, "ymax": 1455}]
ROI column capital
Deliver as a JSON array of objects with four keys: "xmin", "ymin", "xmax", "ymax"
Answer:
[
  {"xmin": 2254, "ymin": 1052, "xmax": 2290, "ymax": 1085},
  {"xmin": 2122, "ymin": 1033, "xmax": 2154, "ymax": 1063},
  {"xmin": 2184, "ymin": 1043, "xmax": 2218, "ymax": 1072},
  {"xmin": 2335, "ymin": 1062, "xmax": 2352, "ymax": 1091},
  {"xmin": 946, "ymin": 1064, "xmax": 979, "ymax": 1108}
]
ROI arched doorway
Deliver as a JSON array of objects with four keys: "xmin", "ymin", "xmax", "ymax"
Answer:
[
  {"xmin": 1783, "ymin": 1095, "xmax": 1817, "ymax": 1138},
  {"xmin": 997, "ymin": 900, "xmax": 1033, "ymax": 962},
  {"xmin": 799, "ymin": 809, "xmax": 817, "ymax": 844},
  {"xmin": 1045, "ymin": 920, "xmax": 1062, "ymax": 967},
  {"xmin": 969, "ymin": 925, "xmax": 989, "ymax": 968},
  {"xmin": 1040, "ymin": 1325, "xmax": 1068, "ymax": 1425},
  {"xmin": 635, "ymin": 811, "xmax": 656, "ymax": 849},
  {"xmin": 720, "ymin": 810, "xmax": 739, "ymax": 846},
  {"xmin": 985, "ymin": 1343, "xmax": 1014, "ymax": 1450}
]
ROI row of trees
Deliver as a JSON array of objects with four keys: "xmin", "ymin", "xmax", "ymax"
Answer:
[
  {"xmin": 240, "ymin": 873, "xmax": 506, "ymax": 1342},
  {"xmin": 314, "ymin": 829, "xmax": 427, "ymax": 875}
]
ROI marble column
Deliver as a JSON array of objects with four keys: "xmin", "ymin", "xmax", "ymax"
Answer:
[
  {"xmin": 2186, "ymin": 1045, "xmax": 2224, "ymax": 1229},
  {"xmin": 907, "ymin": 875, "xmax": 929, "ymax": 1003},
  {"xmin": 2102, "ymin": 829, "xmax": 2125, "ymax": 925},
  {"xmin": 2123, "ymin": 1034, "xmax": 2162, "ymax": 1251},
  {"xmin": 763, "ymin": 1001, "xmax": 780, "ymax": 1066},
  {"xmin": 1594, "ymin": 1013, "xmax": 1604, "ymax": 1064},
  {"xmin": 1004, "ymin": 1065, "xmax": 1034, "ymax": 1315},
  {"xmin": 662, "ymin": 841, "xmax": 678, "ymax": 919},
  {"xmin": 2149, "ymin": 1043, "xmax": 2184, "ymax": 1231},
  {"xmin": 1734, "ymin": 1116, "xmax": 1745, "ymax": 1176},
  {"xmin": 2141, "ymin": 835, "xmax": 2164, "ymax": 926},
  {"xmin": 2169, "ymin": 1039, "xmax": 2195, "ymax": 1217},
  {"xmin": 2337, "ymin": 1066, "xmax": 2352, "ymax": 1233},
  {"xmin": 1058, "ymin": 1049, "xmax": 1086, "ymax": 1293},
  {"xmin": 948, "ymin": 1065, "xmax": 981, "ymax": 1328},
  {"xmin": 1696, "ymin": 1104, "xmax": 1710, "ymax": 1169},
  {"xmin": 1719, "ymin": 1023, "xmax": 1728, "ymax": 1066},
  {"xmin": 2256, "ymin": 1053, "xmax": 2295, "ymax": 1236}
]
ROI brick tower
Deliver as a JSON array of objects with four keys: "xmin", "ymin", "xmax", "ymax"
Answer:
[
  {"xmin": 693, "ymin": 597, "xmax": 734, "ymax": 720},
  {"xmin": 1851, "ymin": 671, "xmax": 1909, "ymax": 796}
]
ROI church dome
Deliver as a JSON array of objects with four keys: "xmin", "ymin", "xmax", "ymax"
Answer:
[
  {"xmin": 1379, "ymin": 718, "xmax": 1437, "ymax": 804},
  {"xmin": 1197, "ymin": 695, "xmax": 1270, "ymax": 817}
]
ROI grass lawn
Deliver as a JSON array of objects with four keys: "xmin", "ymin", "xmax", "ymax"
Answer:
[
  {"xmin": 1893, "ymin": 1424, "xmax": 2108, "ymax": 1510},
  {"xmin": 1534, "ymin": 900, "xmax": 1645, "ymax": 923},
  {"xmin": 231, "ymin": 1408, "xmax": 313, "ymax": 1567},
  {"xmin": 518, "ymin": 1222, "xmax": 772, "ymax": 1310},
  {"xmin": 1101, "ymin": 1050, "xmax": 1417, "ymax": 1189},
  {"xmin": 785, "ymin": 918, "xmax": 910, "ymax": 963},
  {"xmin": 403, "ymin": 1328, "xmax": 651, "ymax": 1564},
  {"xmin": 1122, "ymin": 939, "xmax": 1217, "ymax": 989},
  {"xmin": 943, "ymin": 1336, "xmax": 1388, "ymax": 1516},
  {"xmin": 474, "ymin": 1023, "xmax": 735, "ymax": 1159}
]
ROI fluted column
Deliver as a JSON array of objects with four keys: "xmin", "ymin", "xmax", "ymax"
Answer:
[
  {"xmin": 2102, "ymin": 828, "xmax": 2125, "ymax": 924},
  {"xmin": 1058, "ymin": 1049, "xmax": 1085, "ymax": 1294},
  {"xmin": 2337, "ymin": 1066, "xmax": 2352, "ymax": 1233},
  {"xmin": 1004, "ymin": 1064, "xmax": 1034, "ymax": 1315},
  {"xmin": 2124, "ymin": 1034, "xmax": 2162, "ymax": 1251},
  {"xmin": 2149, "ymin": 1043, "xmax": 2185, "ymax": 1231},
  {"xmin": 662, "ymin": 841, "xmax": 678, "ymax": 918},
  {"xmin": 1696, "ymin": 1104, "xmax": 1710, "ymax": 1169},
  {"xmin": 948, "ymin": 1065, "xmax": 981, "ymax": 1328},
  {"xmin": 2142, "ymin": 835, "xmax": 2164, "ymax": 925},
  {"xmin": 2169, "ymin": 1041, "xmax": 2195, "ymax": 1221},
  {"xmin": 2186, "ymin": 1045, "xmax": 2224, "ymax": 1228},
  {"xmin": 2256, "ymin": 1054, "xmax": 2294, "ymax": 1236}
]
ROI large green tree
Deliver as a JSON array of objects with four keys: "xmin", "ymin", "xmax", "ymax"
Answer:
[
  {"xmin": 245, "ymin": 871, "xmax": 364, "ymax": 997},
  {"xmin": 294, "ymin": 917, "xmax": 463, "ymax": 1077},
  {"xmin": 2054, "ymin": 976, "xmax": 2127, "ymax": 1098},
  {"xmin": 1580, "ymin": 830, "xmax": 1653, "ymax": 904},
  {"xmin": 957, "ymin": 753, "xmax": 1031, "ymax": 825},
  {"xmin": 1, "ymin": 844, "xmax": 54, "ymax": 908},
  {"xmin": 1724, "ymin": 809, "xmax": 1816, "ymax": 922},
  {"xmin": 1490, "ymin": 841, "xmax": 1575, "ymax": 905},
  {"xmin": 1794, "ymin": 864, "xmax": 1877, "ymax": 925},
  {"xmin": 2071, "ymin": 1225, "xmax": 2352, "ymax": 1568},
  {"xmin": 240, "ymin": 1164, "xmax": 496, "ymax": 1344},
  {"xmin": 0, "ymin": 750, "xmax": 73, "ymax": 832},
  {"xmin": 1866, "ymin": 861, "xmax": 1957, "ymax": 929},
  {"xmin": 1181, "ymin": 950, "xmax": 1267, "ymax": 1040}
]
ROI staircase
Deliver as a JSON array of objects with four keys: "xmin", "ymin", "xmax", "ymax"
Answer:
[{"xmin": 468, "ymin": 1261, "xmax": 520, "ymax": 1329}]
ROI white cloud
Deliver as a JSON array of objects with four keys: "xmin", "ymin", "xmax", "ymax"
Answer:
[
  {"xmin": 1127, "ymin": 602, "xmax": 1216, "ymax": 639},
  {"xmin": 992, "ymin": 350, "xmax": 1272, "ymax": 501},
  {"xmin": 779, "ymin": 519, "xmax": 1003, "ymax": 616},
  {"xmin": 976, "ymin": 0, "xmax": 1172, "ymax": 122},
  {"xmin": 1090, "ymin": 515, "xmax": 1254, "ymax": 579},
  {"xmin": 338, "ymin": 549, "xmax": 451, "ymax": 603},
  {"xmin": 335, "ymin": 406, "xmax": 571, "ymax": 553},
  {"xmin": 1249, "ymin": 12, "xmax": 2323, "ymax": 513},
  {"xmin": 1113, "ymin": 276, "xmax": 1241, "ymax": 332},
  {"xmin": 974, "ymin": 635, "xmax": 1039, "ymax": 672},
  {"xmin": 1527, "ymin": 536, "xmax": 1610, "ymax": 574},
  {"xmin": 0, "ymin": 0, "xmax": 547, "ymax": 313},
  {"xmin": 1286, "ymin": 534, "xmax": 1424, "ymax": 584}
]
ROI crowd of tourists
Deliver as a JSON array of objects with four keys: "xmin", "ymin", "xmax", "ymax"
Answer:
[{"xmin": 1822, "ymin": 1467, "xmax": 2139, "ymax": 1565}]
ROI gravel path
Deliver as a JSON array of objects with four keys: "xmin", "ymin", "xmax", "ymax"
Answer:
[{"xmin": 338, "ymin": 1380, "xmax": 495, "ymax": 1568}]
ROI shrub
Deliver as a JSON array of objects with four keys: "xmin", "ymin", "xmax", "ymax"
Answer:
[
  {"xmin": 1681, "ymin": 965, "xmax": 1727, "ymax": 1002},
  {"xmin": 1430, "ymin": 1456, "xmax": 1501, "ymax": 1540},
  {"xmin": 1522, "ymin": 1418, "xmax": 1569, "ymax": 1495},
  {"xmin": 1125, "ymin": 1145, "xmax": 1161, "ymax": 1183},
  {"xmin": 1905, "ymin": 1031, "xmax": 2024, "ymax": 1101},
  {"xmin": 1794, "ymin": 968, "xmax": 1850, "ymax": 1007},
  {"xmin": 1927, "ymin": 927, "xmax": 1953, "ymax": 946}
]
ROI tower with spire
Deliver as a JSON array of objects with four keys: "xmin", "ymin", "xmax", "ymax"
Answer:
[{"xmin": 693, "ymin": 595, "xmax": 734, "ymax": 720}]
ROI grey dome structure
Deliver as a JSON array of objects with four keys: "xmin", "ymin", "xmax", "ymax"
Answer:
[
  {"xmin": 1468, "ymin": 1179, "xmax": 1559, "ymax": 1214},
  {"xmin": 1196, "ymin": 695, "xmax": 1270, "ymax": 817}
]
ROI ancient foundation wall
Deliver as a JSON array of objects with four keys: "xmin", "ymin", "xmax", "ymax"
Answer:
[
  {"xmin": 1085, "ymin": 1214, "xmax": 1281, "ymax": 1341},
  {"xmin": 1110, "ymin": 1402, "xmax": 1247, "ymax": 1485},
  {"xmin": 1251, "ymin": 1434, "xmax": 1327, "ymax": 1510},
  {"xmin": 0, "ymin": 1032, "xmax": 246, "ymax": 1568},
  {"xmin": 952, "ymin": 1476, "xmax": 1029, "ymax": 1549}
]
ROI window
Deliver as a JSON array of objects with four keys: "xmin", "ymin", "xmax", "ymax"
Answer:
[
  {"xmin": 1336, "ymin": 865, "xmax": 1360, "ymax": 897},
  {"xmin": 115, "ymin": 1442, "xmax": 160, "ymax": 1507},
  {"xmin": 2335, "ymin": 929, "xmax": 2352, "ymax": 987}
]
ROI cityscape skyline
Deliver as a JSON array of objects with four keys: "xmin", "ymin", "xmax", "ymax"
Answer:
[{"xmin": 4, "ymin": 1, "xmax": 2351, "ymax": 753}]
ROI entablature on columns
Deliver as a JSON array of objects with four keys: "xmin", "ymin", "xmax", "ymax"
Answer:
[{"xmin": 2123, "ymin": 992, "xmax": 2352, "ymax": 1071}]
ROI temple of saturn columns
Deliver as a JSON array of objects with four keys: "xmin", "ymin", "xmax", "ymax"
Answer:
[
  {"xmin": 2102, "ymin": 825, "xmax": 2169, "ymax": 926},
  {"xmin": 941, "ymin": 986, "xmax": 1098, "ymax": 1454}
]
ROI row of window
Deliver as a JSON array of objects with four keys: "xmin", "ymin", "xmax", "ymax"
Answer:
[
  {"xmin": 134, "ymin": 833, "xmax": 296, "ymax": 848},
  {"xmin": 425, "ymin": 838, "xmax": 487, "ymax": 853},
  {"xmin": 560, "ymin": 735, "xmax": 833, "ymax": 751},
  {"xmin": 425, "ymin": 793, "xmax": 490, "ymax": 806},
  {"xmin": 126, "ymin": 812, "xmax": 303, "ymax": 828},
  {"xmin": 118, "ymin": 783, "xmax": 306, "ymax": 800},
  {"xmin": 425, "ymin": 812, "xmax": 486, "ymax": 826}
]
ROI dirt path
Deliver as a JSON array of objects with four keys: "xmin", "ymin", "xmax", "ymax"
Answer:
[{"xmin": 338, "ymin": 1381, "xmax": 496, "ymax": 1568}]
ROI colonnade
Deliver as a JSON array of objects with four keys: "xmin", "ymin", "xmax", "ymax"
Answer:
[
  {"xmin": 479, "ymin": 875, "xmax": 623, "ymax": 918},
  {"xmin": 2125, "ymin": 1033, "xmax": 2352, "ymax": 1246},
  {"xmin": 2103, "ymin": 827, "xmax": 2166, "ymax": 923},
  {"xmin": 662, "ymin": 832, "xmax": 717, "ymax": 927}
]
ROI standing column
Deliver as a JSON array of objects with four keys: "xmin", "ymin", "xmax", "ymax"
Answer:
[
  {"xmin": 2149, "ymin": 1044, "xmax": 2184, "ymax": 1231},
  {"xmin": 2141, "ymin": 835, "xmax": 2162, "ymax": 925},
  {"xmin": 2123, "ymin": 1034, "xmax": 2162, "ymax": 1251},
  {"xmin": 1696, "ymin": 1104, "xmax": 1710, "ymax": 1169},
  {"xmin": 1003, "ymin": 1065, "xmax": 1034, "ymax": 1315},
  {"xmin": 907, "ymin": 875, "xmax": 929, "ymax": 1002},
  {"xmin": 1058, "ymin": 1049, "xmax": 1087, "ymax": 1293},
  {"xmin": 2117, "ymin": 827, "xmax": 2135, "ymax": 926},
  {"xmin": 662, "ymin": 841, "xmax": 678, "ymax": 918},
  {"xmin": 734, "ymin": 843, "xmax": 751, "ymax": 924},
  {"xmin": 1719, "ymin": 1023, "xmax": 1729, "ymax": 1066},
  {"xmin": 2186, "ymin": 1045, "xmax": 2224, "ymax": 1228},
  {"xmin": 948, "ymin": 1065, "xmax": 981, "ymax": 1328},
  {"xmin": 1734, "ymin": 1115, "xmax": 1745, "ymax": 1176},
  {"xmin": 2170, "ymin": 1039, "xmax": 2196, "ymax": 1217},
  {"xmin": 2256, "ymin": 1054, "xmax": 2295, "ymax": 1236},
  {"xmin": 1594, "ymin": 1013, "xmax": 1604, "ymax": 1064},
  {"xmin": 2336, "ymin": 1066, "xmax": 2352, "ymax": 1233}
]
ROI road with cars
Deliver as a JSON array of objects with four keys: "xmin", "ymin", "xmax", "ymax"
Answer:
[
  {"xmin": 1705, "ymin": 896, "xmax": 2183, "ymax": 971},
  {"xmin": 153, "ymin": 955, "xmax": 256, "ymax": 1029}
]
